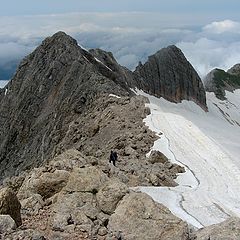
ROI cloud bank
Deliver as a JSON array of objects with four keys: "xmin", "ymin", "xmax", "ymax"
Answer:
[{"xmin": 0, "ymin": 13, "xmax": 240, "ymax": 80}]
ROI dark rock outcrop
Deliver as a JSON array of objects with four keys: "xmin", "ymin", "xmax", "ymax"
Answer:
[
  {"xmin": 204, "ymin": 67, "xmax": 240, "ymax": 99},
  {"xmin": 227, "ymin": 63, "xmax": 240, "ymax": 76},
  {"xmin": 89, "ymin": 48, "xmax": 136, "ymax": 88},
  {"xmin": 0, "ymin": 187, "xmax": 22, "ymax": 227},
  {"xmin": 0, "ymin": 32, "xmax": 131, "ymax": 180},
  {"xmin": 134, "ymin": 45, "xmax": 207, "ymax": 109}
]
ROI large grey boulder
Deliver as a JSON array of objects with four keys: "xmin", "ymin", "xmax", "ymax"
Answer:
[
  {"xmin": 17, "ymin": 168, "xmax": 70, "ymax": 200},
  {"xmin": 20, "ymin": 194, "xmax": 44, "ymax": 215},
  {"xmin": 195, "ymin": 217, "xmax": 240, "ymax": 240},
  {"xmin": 97, "ymin": 178, "xmax": 129, "ymax": 214},
  {"xmin": 148, "ymin": 150, "xmax": 169, "ymax": 164},
  {"xmin": 0, "ymin": 215, "xmax": 16, "ymax": 233},
  {"xmin": 0, "ymin": 187, "xmax": 22, "ymax": 227},
  {"xmin": 63, "ymin": 166, "xmax": 108, "ymax": 193},
  {"xmin": 108, "ymin": 191, "xmax": 188, "ymax": 240},
  {"xmin": 52, "ymin": 192, "xmax": 94, "ymax": 233},
  {"xmin": 51, "ymin": 166, "xmax": 108, "ymax": 234}
]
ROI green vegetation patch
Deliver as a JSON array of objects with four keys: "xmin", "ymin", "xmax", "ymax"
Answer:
[
  {"xmin": 213, "ymin": 69, "xmax": 240, "ymax": 88},
  {"xmin": 212, "ymin": 69, "xmax": 240, "ymax": 99}
]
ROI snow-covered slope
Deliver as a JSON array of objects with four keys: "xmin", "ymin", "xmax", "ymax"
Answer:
[{"xmin": 135, "ymin": 89, "xmax": 240, "ymax": 228}]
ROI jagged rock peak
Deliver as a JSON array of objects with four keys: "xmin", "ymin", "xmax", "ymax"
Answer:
[
  {"xmin": 134, "ymin": 45, "xmax": 207, "ymax": 110},
  {"xmin": 227, "ymin": 63, "xmax": 240, "ymax": 76},
  {"xmin": 43, "ymin": 31, "xmax": 78, "ymax": 45},
  {"xmin": 204, "ymin": 67, "xmax": 240, "ymax": 99},
  {"xmin": 89, "ymin": 48, "xmax": 117, "ymax": 66}
]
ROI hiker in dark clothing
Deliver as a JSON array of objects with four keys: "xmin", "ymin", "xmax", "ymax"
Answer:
[{"xmin": 109, "ymin": 150, "xmax": 118, "ymax": 166}]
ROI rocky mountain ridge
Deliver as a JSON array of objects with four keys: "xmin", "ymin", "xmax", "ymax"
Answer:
[
  {"xmin": 1, "ymin": 31, "xmax": 237, "ymax": 239},
  {"xmin": 0, "ymin": 32, "xmax": 132, "ymax": 181},
  {"xmin": 204, "ymin": 66, "xmax": 240, "ymax": 99},
  {"xmin": 0, "ymin": 31, "xmax": 207, "ymax": 181}
]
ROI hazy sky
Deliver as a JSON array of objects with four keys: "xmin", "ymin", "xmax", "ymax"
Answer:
[
  {"xmin": 1, "ymin": 1, "xmax": 240, "ymax": 80},
  {"xmin": 1, "ymin": 0, "xmax": 240, "ymax": 18}
]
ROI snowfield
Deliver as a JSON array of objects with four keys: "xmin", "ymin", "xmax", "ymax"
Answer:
[{"xmin": 135, "ymin": 89, "xmax": 240, "ymax": 228}]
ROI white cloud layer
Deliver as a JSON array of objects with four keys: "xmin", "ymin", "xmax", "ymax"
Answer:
[
  {"xmin": 178, "ymin": 20, "xmax": 240, "ymax": 77},
  {"xmin": 203, "ymin": 19, "xmax": 240, "ymax": 34},
  {"xmin": 0, "ymin": 14, "xmax": 240, "ymax": 79}
]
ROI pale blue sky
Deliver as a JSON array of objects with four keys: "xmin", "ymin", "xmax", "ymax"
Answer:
[{"xmin": 1, "ymin": 0, "xmax": 239, "ymax": 19}]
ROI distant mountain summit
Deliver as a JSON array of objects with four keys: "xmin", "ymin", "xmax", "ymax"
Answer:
[
  {"xmin": 204, "ymin": 66, "xmax": 240, "ymax": 99},
  {"xmin": 134, "ymin": 45, "xmax": 207, "ymax": 109},
  {"xmin": 227, "ymin": 63, "xmax": 240, "ymax": 76}
]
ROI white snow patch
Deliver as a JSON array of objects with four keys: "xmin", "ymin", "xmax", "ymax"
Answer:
[
  {"xmin": 0, "ymin": 80, "xmax": 8, "ymax": 89},
  {"xmin": 94, "ymin": 57, "xmax": 113, "ymax": 72},
  {"xmin": 135, "ymin": 89, "xmax": 240, "ymax": 228},
  {"xmin": 4, "ymin": 88, "xmax": 8, "ymax": 95},
  {"xmin": 109, "ymin": 94, "xmax": 121, "ymax": 99}
]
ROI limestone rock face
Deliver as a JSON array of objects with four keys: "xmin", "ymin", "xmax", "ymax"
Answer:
[
  {"xmin": 0, "ymin": 146, "xmax": 190, "ymax": 239},
  {"xmin": 134, "ymin": 45, "xmax": 207, "ymax": 109},
  {"xmin": 0, "ymin": 31, "xmax": 131, "ymax": 181},
  {"xmin": 89, "ymin": 48, "xmax": 136, "ymax": 87},
  {"xmin": 52, "ymin": 192, "xmax": 94, "ymax": 233},
  {"xmin": 195, "ymin": 217, "xmax": 240, "ymax": 240},
  {"xmin": 108, "ymin": 192, "xmax": 188, "ymax": 240},
  {"xmin": 17, "ymin": 168, "xmax": 70, "ymax": 200},
  {"xmin": 0, "ymin": 187, "xmax": 22, "ymax": 227},
  {"xmin": 97, "ymin": 178, "xmax": 129, "ymax": 214},
  {"xmin": 51, "ymin": 166, "xmax": 128, "ymax": 237},
  {"xmin": 0, "ymin": 215, "xmax": 16, "ymax": 233},
  {"xmin": 63, "ymin": 166, "xmax": 108, "ymax": 193},
  {"xmin": 20, "ymin": 194, "xmax": 44, "ymax": 215}
]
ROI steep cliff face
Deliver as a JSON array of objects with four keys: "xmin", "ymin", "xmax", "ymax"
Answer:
[
  {"xmin": 204, "ymin": 67, "xmax": 240, "ymax": 99},
  {"xmin": 134, "ymin": 45, "xmax": 207, "ymax": 109},
  {"xmin": 89, "ymin": 48, "xmax": 136, "ymax": 88},
  {"xmin": 0, "ymin": 32, "xmax": 131, "ymax": 180}
]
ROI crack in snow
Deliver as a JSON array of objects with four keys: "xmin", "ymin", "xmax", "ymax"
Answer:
[{"xmin": 179, "ymin": 195, "xmax": 204, "ymax": 227}]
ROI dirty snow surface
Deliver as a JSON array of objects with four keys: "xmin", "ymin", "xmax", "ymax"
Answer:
[{"xmin": 136, "ymin": 89, "xmax": 240, "ymax": 228}]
